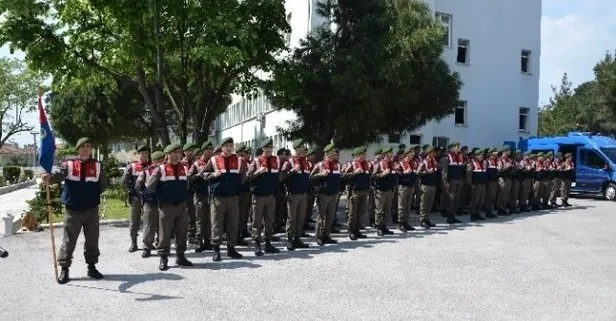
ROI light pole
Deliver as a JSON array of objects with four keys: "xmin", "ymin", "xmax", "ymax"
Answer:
[{"xmin": 30, "ymin": 131, "xmax": 38, "ymax": 168}]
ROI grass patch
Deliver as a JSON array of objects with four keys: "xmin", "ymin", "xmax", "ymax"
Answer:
[{"xmin": 50, "ymin": 198, "xmax": 130, "ymax": 224}]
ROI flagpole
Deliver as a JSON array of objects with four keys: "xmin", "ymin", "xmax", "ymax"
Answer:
[{"xmin": 46, "ymin": 182, "xmax": 59, "ymax": 281}]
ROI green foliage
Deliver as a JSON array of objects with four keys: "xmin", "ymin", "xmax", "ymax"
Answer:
[
  {"xmin": 26, "ymin": 183, "xmax": 63, "ymax": 224},
  {"xmin": 56, "ymin": 145, "xmax": 76, "ymax": 159},
  {"xmin": 2, "ymin": 166, "xmax": 21, "ymax": 183},
  {"xmin": 539, "ymin": 52, "xmax": 616, "ymax": 136},
  {"xmin": 102, "ymin": 155, "xmax": 122, "ymax": 180},
  {"xmin": 7, "ymin": 155, "xmax": 29, "ymax": 167},
  {"xmin": 0, "ymin": 57, "xmax": 46, "ymax": 149},
  {"xmin": 0, "ymin": 0, "xmax": 290, "ymax": 144},
  {"xmin": 265, "ymin": 0, "xmax": 460, "ymax": 148},
  {"xmin": 103, "ymin": 183, "xmax": 129, "ymax": 201},
  {"xmin": 23, "ymin": 169, "xmax": 34, "ymax": 180}
]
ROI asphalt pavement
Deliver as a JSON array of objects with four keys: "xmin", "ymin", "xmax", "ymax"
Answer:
[{"xmin": 1, "ymin": 197, "xmax": 615, "ymax": 321}]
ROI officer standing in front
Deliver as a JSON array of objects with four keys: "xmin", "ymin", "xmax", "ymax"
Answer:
[
  {"xmin": 188, "ymin": 140, "xmax": 214, "ymax": 253},
  {"xmin": 44, "ymin": 137, "xmax": 107, "ymax": 284},
  {"xmin": 310, "ymin": 143, "xmax": 342, "ymax": 246},
  {"xmin": 201, "ymin": 137, "xmax": 246, "ymax": 261},
  {"xmin": 122, "ymin": 145, "xmax": 150, "ymax": 253},
  {"xmin": 146, "ymin": 143, "xmax": 193, "ymax": 271},
  {"xmin": 137, "ymin": 151, "xmax": 165, "ymax": 258}
]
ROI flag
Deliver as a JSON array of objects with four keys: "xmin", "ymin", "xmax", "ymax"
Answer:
[{"xmin": 38, "ymin": 93, "xmax": 56, "ymax": 174}]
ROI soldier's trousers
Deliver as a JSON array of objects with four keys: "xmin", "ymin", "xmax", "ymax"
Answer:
[
  {"xmin": 316, "ymin": 193, "xmax": 337, "ymax": 239},
  {"xmin": 497, "ymin": 178, "xmax": 512, "ymax": 211},
  {"xmin": 542, "ymin": 180, "xmax": 552, "ymax": 205},
  {"xmin": 508, "ymin": 179, "xmax": 521, "ymax": 209},
  {"xmin": 519, "ymin": 179, "xmax": 532, "ymax": 208},
  {"xmin": 186, "ymin": 192, "xmax": 196, "ymax": 238},
  {"xmin": 194, "ymin": 193, "xmax": 211, "ymax": 245},
  {"xmin": 397, "ymin": 185, "xmax": 415, "ymax": 225},
  {"xmin": 210, "ymin": 196, "xmax": 239, "ymax": 247},
  {"xmin": 446, "ymin": 179, "xmax": 463, "ymax": 214},
  {"xmin": 142, "ymin": 202, "xmax": 159, "ymax": 250},
  {"xmin": 348, "ymin": 189, "xmax": 368, "ymax": 232},
  {"xmin": 158, "ymin": 202, "xmax": 188, "ymax": 256},
  {"xmin": 469, "ymin": 184, "xmax": 486, "ymax": 215},
  {"xmin": 304, "ymin": 190, "xmax": 315, "ymax": 227},
  {"xmin": 549, "ymin": 178, "xmax": 562, "ymax": 204},
  {"xmin": 238, "ymin": 192, "xmax": 250, "ymax": 238},
  {"xmin": 460, "ymin": 180, "xmax": 470, "ymax": 210},
  {"xmin": 484, "ymin": 180, "xmax": 498, "ymax": 212},
  {"xmin": 419, "ymin": 185, "xmax": 436, "ymax": 223},
  {"xmin": 374, "ymin": 189, "xmax": 393, "ymax": 226},
  {"xmin": 391, "ymin": 186, "xmax": 399, "ymax": 222},
  {"xmin": 368, "ymin": 188, "xmax": 376, "ymax": 222},
  {"xmin": 128, "ymin": 195, "xmax": 143, "ymax": 239},
  {"xmin": 252, "ymin": 195, "xmax": 276, "ymax": 241},
  {"xmin": 275, "ymin": 188, "xmax": 287, "ymax": 230},
  {"xmin": 532, "ymin": 180, "xmax": 545, "ymax": 207},
  {"xmin": 287, "ymin": 193, "xmax": 307, "ymax": 238},
  {"xmin": 561, "ymin": 179, "xmax": 572, "ymax": 202},
  {"xmin": 58, "ymin": 206, "xmax": 100, "ymax": 268}
]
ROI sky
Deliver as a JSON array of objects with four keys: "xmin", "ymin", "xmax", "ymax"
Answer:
[{"xmin": 2, "ymin": 0, "xmax": 616, "ymax": 146}]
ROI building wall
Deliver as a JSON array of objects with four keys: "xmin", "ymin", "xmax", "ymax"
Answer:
[{"xmin": 216, "ymin": 0, "xmax": 541, "ymax": 160}]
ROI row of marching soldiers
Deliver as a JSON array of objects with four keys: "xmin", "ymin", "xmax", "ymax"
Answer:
[{"xmin": 122, "ymin": 138, "xmax": 575, "ymax": 271}]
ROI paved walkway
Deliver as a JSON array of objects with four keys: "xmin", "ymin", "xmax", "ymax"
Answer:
[{"xmin": 0, "ymin": 184, "xmax": 38, "ymax": 234}]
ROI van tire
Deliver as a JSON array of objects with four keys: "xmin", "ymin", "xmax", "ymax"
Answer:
[{"xmin": 604, "ymin": 183, "xmax": 616, "ymax": 201}]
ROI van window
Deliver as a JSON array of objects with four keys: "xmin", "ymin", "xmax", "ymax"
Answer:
[
  {"xmin": 601, "ymin": 147, "xmax": 616, "ymax": 164},
  {"xmin": 581, "ymin": 149, "xmax": 606, "ymax": 169}
]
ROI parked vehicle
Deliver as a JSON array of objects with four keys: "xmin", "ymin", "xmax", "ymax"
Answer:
[{"xmin": 518, "ymin": 132, "xmax": 616, "ymax": 200}]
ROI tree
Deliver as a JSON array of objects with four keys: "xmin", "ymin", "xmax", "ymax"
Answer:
[
  {"xmin": 0, "ymin": 57, "xmax": 45, "ymax": 149},
  {"xmin": 265, "ymin": 0, "xmax": 461, "ymax": 149},
  {"xmin": 0, "ymin": 0, "xmax": 289, "ymax": 144}
]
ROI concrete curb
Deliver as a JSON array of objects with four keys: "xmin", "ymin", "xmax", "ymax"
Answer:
[{"xmin": 0, "ymin": 180, "xmax": 36, "ymax": 196}]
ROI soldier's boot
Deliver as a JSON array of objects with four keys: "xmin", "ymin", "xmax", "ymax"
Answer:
[
  {"xmin": 264, "ymin": 240, "xmax": 280, "ymax": 254},
  {"xmin": 323, "ymin": 236, "xmax": 338, "ymax": 244},
  {"xmin": 294, "ymin": 237, "xmax": 310, "ymax": 248},
  {"xmin": 286, "ymin": 237, "xmax": 296, "ymax": 251},
  {"xmin": 57, "ymin": 267, "xmax": 70, "ymax": 284},
  {"xmin": 446, "ymin": 215, "xmax": 461, "ymax": 224},
  {"xmin": 254, "ymin": 241, "xmax": 264, "ymax": 256},
  {"xmin": 377, "ymin": 225, "xmax": 385, "ymax": 236},
  {"xmin": 195, "ymin": 240, "xmax": 208, "ymax": 253},
  {"xmin": 349, "ymin": 231, "xmax": 358, "ymax": 240},
  {"xmin": 420, "ymin": 221, "xmax": 431, "ymax": 229},
  {"xmin": 398, "ymin": 223, "xmax": 408, "ymax": 233},
  {"xmin": 227, "ymin": 246, "xmax": 243, "ymax": 259},
  {"xmin": 316, "ymin": 237, "xmax": 325, "ymax": 246},
  {"xmin": 175, "ymin": 254, "xmax": 193, "ymax": 267},
  {"xmin": 242, "ymin": 229, "xmax": 251, "ymax": 239},
  {"xmin": 475, "ymin": 214, "xmax": 486, "ymax": 221},
  {"xmin": 404, "ymin": 223, "xmax": 416, "ymax": 231},
  {"xmin": 87, "ymin": 264, "xmax": 104, "ymax": 279},
  {"xmin": 212, "ymin": 245, "xmax": 222, "ymax": 262},
  {"xmin": 159, "ymin": 256, "xmax": 169, "ymax": 271},
  {"xmin": 562, "ymin": 201, "xmax": 572, "ymax": 207},
  {"xmin": 142, "ymin": 249, "xmax": 151, "ymax": 258},
  {"xmin": 128, "ymin": 238, "xmax": 138, "ymax": 252},
  {"xmin": 237, "ymin": 237, "xmax": 250, "ymax": 247},
  {"xmin": 486, "ymin": 212, "xmax": 498, "ymax": 219},
  {"xmin": 300, "ymin": 231, "xmax": 311, "ymax": 237},
  {"xmin": 353, "ymin": 230, "xmax": 367, "ymax": 239}
]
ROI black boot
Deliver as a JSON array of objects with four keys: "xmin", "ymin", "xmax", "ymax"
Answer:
[
  {"xmin": 377, "ymin": 225, "xmax": 385, "ymax": 236},
  {"xmin": 159, "ymin": 256, "xmax": 169, "ymax": 271},
  {"xmin": 176, "ymin": 254, "xmax": 193, "ymax": 267},
  {"xmin": 446, "ymin": 216, "xmax": 461, "ymax": 224},
  {"xmin": 294, "ymin": 237, "xmax": 310, "ymax": 248},
  {"xmin": 420, "ymin": 221, "xmax": 431, "ymax": 229},
  {"xmin": 142, "ymin": 249, "xmax": 151, "ymax": 258},
  {"xmin": 286, "ymin": 237, "xmax": 295, "ymax": 251},
  {"xmin": 353, "ymin": 231, "xmax": 367, "ymax": 239},
  {"xmin": 398, "ymin": 223, "xmax": 408, "ymax": 233},
  {"xmin": 128, "ymin": 238, "xmax": 138, "ymax": 252},
  {"xmin": 349, "ymin": 232, "xmax": 358, "ymax": 240},
  {"xmin": 254, "ymin": 240, "xmax": 264, "ymax": 256},
  {"xmin": 212, "ymin": 245, "xmax": 222, "ymax": 262},
  {"xmin": 87, "ymin": 264, "xmax": 104, "ymax": 279},
  {"xmin": 404, "ymin": 223, "xmax": 415, "ymax": 231},
  {"xmin": 57, "ymin": 267, "xmax": 70, "ymax": 284},
  {"xmin": 264, "ymin": 240, "xmax": 280, "ymax": 254},
  {"xmin": 227, "ymin": 246, "xmax": 243, "ymax": 259},
  {"xmin": 195, "ymin": 241, "xmax": 208, "ymax": 253}
]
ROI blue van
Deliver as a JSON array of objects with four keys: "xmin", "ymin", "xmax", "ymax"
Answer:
[{"xmin": 520, "ymin": 132, "xmax": 616, "ymax": 200}]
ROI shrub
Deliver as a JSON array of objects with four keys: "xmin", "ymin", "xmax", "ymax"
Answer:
[
  {"xmin": 2, "ymin": 166, "xmax": 21, "ymax": 184},
  {"xmin": 103, "ymin": 183, "xmax": 128, "ymax": 201},
  {"xmin": 26, "ymin": 183, "xmax": 63, "ymax": 224},
  {"xmin": 23, "ymin": 169, "xmax": 34, "ymax": 180}
]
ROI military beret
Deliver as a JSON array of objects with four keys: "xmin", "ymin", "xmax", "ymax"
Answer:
[
  {"xmin": 382, "ymin": 146, "xmax": 393, "ymax": 154},
  {"xmin": 214, "ymin": 144, "xmax": 223, "ymax": 153},
  {"xmin": 422, "ymin": 144, "xmax": 430, "ymax": 150},
  {"xmin": 470, "ymin": 147, "xmax": 482, "ymax": 155},
  {"xmin": 490, "ymin": 148, "xmax": 498, "ymax": 153},
  {"xmin": 164, "ymin": 143, "xmax": 182, "ymax": 153},
  {"xmin": 292, "ymin": 139, "xmax": 304, "ymax": 149},
  {"xmin": 353, "ymin": 146, "xmax": 367, "ymax": 156},
  {"xmin": 201, "ymin": 140, "xmax": 214, "ymax": 150},
  {"xmin": 220, "ymin": 137, "xmax": 234, "ymax": 146},
  {"xmin": 323, "ymin": 143, "xmax": 335, "ymax": 153},
  {"xmin": 244, "ymin": 146, "xmax": 252, "ymax": 154},
  {"xmin": 565, "ymin": 152, "xmax": 572, "ymax": 157},
  {"xmin": 151, "ymin": 151, "xmax": 165, "ymax": 161},
  {"xmin": 374, "ymin": 147, "xmax": 383, "ymax": 156},
  {"xmin": 236, "ymin": 143, "xmax": 246, "ymax": 153},
  {"xmin": 255, "ymin": 148, "xmax": 263, "ymax": 155},
  {"xmin": 183, "ymin": 142, "xmax": 197, "ymax": 151},
  {"xmin": 260, "ymin": 138, "xmax": 273, "ymax": 149},
  {"xmin": 75, "ymin": 137, "xmax": 92, "ymax": 150},
  {"xmin": 425, "ymin": 145, "xmax": 436, "ymax": 153},
  {"xmin": 412, "ymin": 145, "xmax": 420, "ymax": 150},
  {"xmin": 461, "ymin": 145, "xmax": 468, "ymax": 151},
  {"xmin": 136, "ymin": 145, "xmax": 149, "ymax": 153},
  {"xmin": 397, "ymin": 144, "xmax": 406, "ymax": 150},
  {"xmin": 448, "ymin": 142, "xmax": 460, "ymax": 148},
  {"xmin": 306, "ymin": 148, "xmax": 315, "ymax": 156},
  {"xmin": 277, "ymin": 148, "xmax": 287, "ymax": 156}
]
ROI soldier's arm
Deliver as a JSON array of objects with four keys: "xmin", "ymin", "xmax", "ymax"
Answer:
[
  {"xmin": 145, "ymin": 166, "xmax": 162, "ymax": 192},
  {"xmin": 279, "ymin": 160, "xmax": 293, "ymax": 182},
  {"xmin": 417, "ymin": 162, "xmax": 427, "ymax": 175},
  {"xmin": 439, "ymin": 157, "xmax": 449, "ymax": 183},
  {"xmin": 240, "ymin": 160, "xmax": 249, "ymax": 184},
  {"xmin": 202, "ymin": 159, "xmax": 219, "ymax": 181},
  {"xmin": 246, "ymin": 160, "xmax": 259, "ymax": 180},
  {"xmin": 309, "ymin": 163, "xmax": 323, "ymax": 179},
  {"xmin": 98, "ymin": 163, "xmax": 108, "ymax": 193},
  {"xmin": 120, "ymin": 165, "xmax": 132, "ymax": 188},
  {"xmin": 136, "ymin": 170, "xmax": 146, "ymax": 191},
  {"xmin": 47, "ymin": 162, "xmax": 69, "ymax": 184}
]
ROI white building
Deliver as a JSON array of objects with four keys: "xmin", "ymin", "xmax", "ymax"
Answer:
[{"xmin": 215, "ymin": 0, "xmax": 541, "ymax": 159}]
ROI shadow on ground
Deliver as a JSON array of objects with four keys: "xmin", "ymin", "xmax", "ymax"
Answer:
[{"xmin": 68, "ymin": 272, "xmax": 184, "ymax": 301}]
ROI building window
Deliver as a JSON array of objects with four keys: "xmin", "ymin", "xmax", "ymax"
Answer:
[
  {"xmin": 436, "ymin": 12, "xmax": 452, "ymax": 47},
  {"xmin": 409, "ymin": 135, "xmax": 422, "ymax": 145},
  {"xmin": 521, "ymin": 49, "xmax": 531, "ymax": 73},
  {"xmin": 457, "ymin": 39, "xmax": 469, "ymax": 64},
  {"xmin": 285, "ymin": 13, "xmax": 292, "ymax": 46},
  {"xmin": 388, "ymin": 133, "xmax": 400, "ymax": 144},
  {"xmin": 432, "ymin": 137, "xmax": 449, "ymax": 149},
  {"xmin": 519, "ymin": 107, "xmax": 529, "ymax": 132},
  {"xmin": 455, "ymin": 101, "xmax": 467, "ymax": 126}
]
